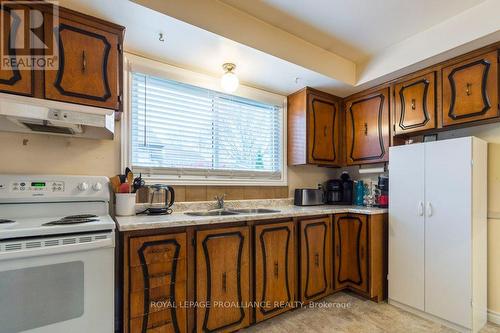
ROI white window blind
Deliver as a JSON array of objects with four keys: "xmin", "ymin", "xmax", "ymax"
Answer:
[{"xmin": 130, "ymin": 72, "xmax": 283, "ymax": 181}]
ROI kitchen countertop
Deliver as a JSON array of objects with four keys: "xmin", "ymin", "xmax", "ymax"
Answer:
[{"xmin": 115, "ymin": 203, "xmax": 387, "ymax": 232}]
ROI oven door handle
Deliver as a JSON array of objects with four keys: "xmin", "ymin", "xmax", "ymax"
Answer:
[{"xmin": 0, "ymin": 234, "xmax": 114, "ymax": 260}]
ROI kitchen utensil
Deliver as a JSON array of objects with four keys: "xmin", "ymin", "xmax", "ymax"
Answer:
[
  {"xmin": 140, "ymin": 184, "xmax": 175, "ymax": 215},
  {"xmin": 133, "ymin": 173, "xmax": 145, "ymax": 193},
  {"xmin": 110, "ymin": 176, "xmax": 121, "ymax": 193}
]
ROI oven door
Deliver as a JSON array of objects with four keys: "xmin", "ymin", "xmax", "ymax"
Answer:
[{"xmin": 0, "ymin": 231, "xmax": 114, "ymax": 333}]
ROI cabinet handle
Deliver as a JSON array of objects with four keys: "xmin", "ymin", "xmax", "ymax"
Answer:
[
  {"xmin": 149, "ymin": 247, "xmax": 171, "ymax": 254},
  {"xmin": 149, "ymin": 271, "xmax": 171, "ymax": 279},
  {"xmin": 314, "ymin": 253, "xmax": 319, "ymax": 266},
  {"xmin": 149, "ymin": 319, "xmax": 171, "ymax": 329},
  {"xmin": 364, "ymin": 123, "xmax": 368, "ymax": 136},
  {"xmin": 222, "ymin": 272, "xmax": 227, "ymax": 292},
  {"xmin": 418, "ymin": 201, "xmax": 424, "ymax": 216},
  {"xmin": 274, "ymin": 261, "xmax": 279, "ymax": 278},
  {"xmin": 82, "ymin": 50, "xmax": 87, "ymax": 72},
  {"xmin": 427, "ymin": 202, "xmax": 433, "ymax": 217},
  {"xmin": 411, "ymin": 99, "xmax": 416, "ymax": 110},
  {"xmin": 466, "ymin": 83, "xmax": 472, "ymax": 96}
]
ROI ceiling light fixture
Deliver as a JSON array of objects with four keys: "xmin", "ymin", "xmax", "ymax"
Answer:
[{"xmin": 221, "ymin": 63, "xmax": 239, "ymax": 93}]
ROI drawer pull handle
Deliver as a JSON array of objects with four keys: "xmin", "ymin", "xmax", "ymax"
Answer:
[
  {"xmin": 149, "ymin": 247, "xmax": 171, "ymax": 254},
  {"xmin": 149, "ymin": 272, "xmax": 171, "ymax": 279},
  {"xmin": 149, "ymin": 319, "xmax": 171, "ymax": 330},
  {"xmin": 364, "ymin": 123, "xmax": 368, "ymax": 136},
  {"xmin": 82, "ymin": 50, "xmax": 86, "ymax": 72},
  {"xmin": 411, "ymin": 99, "xmax": 416, "ymax": 110},
  {"xmin": 222, "ymin": 272, "xmax": 227, "ymax": 292},
  {"xmin": 274, "ymin": 261, "xmax": 279, "ymax": 278},
  {"xmin": 314, "ymin": 253, "xmax": 320, "ymax": 266},
  {"xmin": 466, "ymin": 83, "xmax": 472, "ymax": 96}
]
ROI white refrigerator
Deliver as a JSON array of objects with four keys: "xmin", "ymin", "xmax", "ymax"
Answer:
[{"xmin": 388, "ymin": 136, "xmax": 487, "ymax": 333}]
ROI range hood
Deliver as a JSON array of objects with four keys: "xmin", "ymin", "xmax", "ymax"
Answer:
[{"xmin": 0, "ymin": 93, "xmax": 115, "ymax": 140}]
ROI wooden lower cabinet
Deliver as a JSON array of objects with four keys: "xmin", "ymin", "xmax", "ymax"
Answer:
[
  {"xmin": 126, "ymin": 233, "xmax": 188, "ymax": 333},
  {"xmin": 196, "ymin": 226, "xmax": 250, "ymax": 333},
  {"xmin": 254, "ymin": 221, "xmax": 295, "ymax": 322},
  {"xmin": 333, "ymin": 214, "xmax": 388, "ymax": 302},
  {"xmin": 122, "ymin": 214, "xmax": 387, "ymax": 332},
  {"xmin": 299, "ymin": 217, "xmax": 332, "ymax": 303}
]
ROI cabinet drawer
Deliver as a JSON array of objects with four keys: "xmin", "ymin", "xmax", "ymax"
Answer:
[
  {"xmin": 130, "ymin": 309, "xmax": 176, "ymax": 333},
  {"xmin": 130, "ymin": 233, "xmax": 186, "ymax": 267},
  {"xmin": 130, "ymin": 281, "xmax": 186, "ymax": 319},
  {"xmin": 130, "ymin": 259, "xmax": 186, "ymax": 292}
]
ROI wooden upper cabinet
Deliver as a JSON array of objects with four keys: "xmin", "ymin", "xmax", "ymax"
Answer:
[
  {"xmin": 255, "ymin": 221, "xmax": 295, "ymax": 322},
  {"xmin": 442, "ymin": 51, "xmax": 499, "ymax": 127},
  {"xmin": 44, "ymin": 15, "xmax": 121, "ymax": 109},
  {"xmin": 196, "ymin": 226, "xmax": 250, "ymax": 333},
  {"xmin": 299, "ymin": 217, "xmax": 331, "ymax": 302},
  {"xmin": 344, "ymin": 88, "xmax": 390, "ymax": 165},
  {"xmin": 0, "ymin": 5, "xmax": 32, "ymax": 96},
  {"xmin": 333, "ymin": 214, "xmax": 368, "ymax": 294},
  {"xmin": 394, "ymin": 72, "xmax": 437, "ymax": 135},
  {"xmin": 288, "ymin": 87, "xmax": 342, "ymax": 166}
]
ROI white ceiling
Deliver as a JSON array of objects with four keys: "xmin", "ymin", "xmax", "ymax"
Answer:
[
  {"xmin": 220, "ymin": 0, "xmax": 487, "ymax": 62},
  {"xmin": 58, "ymin": 0, "xmax": 352, "ymax": 96},
  {"xmin": 58, "ymin": 0, "xmax": 497, "ymax": 97}
]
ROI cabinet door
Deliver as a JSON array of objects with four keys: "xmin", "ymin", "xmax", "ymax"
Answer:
[
  {"xmin": 345, "ymin": 88, "xmax": 390, "ymax": 165},
  {"xmin": 424, "ymin": 138, "xmax": 472, "ymax": 328},
  {"xmin": 394, "ymin": 72, "xmax": 437, "ymax": 135},
  {"xmin": 333, "ymin": 214, "xmax": 368, "ymax": 293},
  {"xmin": 128, "ymin": 233, "xmax": 187, "ymax": 333},
  {"xmin": 0, "ymin": 6, "xmax": 32, "ymax": 96},
  {"xmin": 388, "ymin": 144, "xmax": 425, "ymax": 311},
  {"xmin": 255, "ymin": 221, "xmax": 294, "ymax": 322},
  {"xmin": 307, "ymin": 92, "xmax": 341, "ymax": 165},
  {"xmin": 442, "ymin": 51, "xmax": 498, "ymax": 126},
  {"xmin": 299, "ymin": 217, "xmax": 331, "ymax": 302},
  {"xmin": 44, "ymin": 16, "xmax": 120, "ymax": 109},
  {"xmin": 196, "ymin": 226, "xmax": 250, "ymax": 333}
]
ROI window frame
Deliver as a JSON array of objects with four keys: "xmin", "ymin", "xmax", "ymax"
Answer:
[{"xmin": 121, "ymin": 53, "xmax": 288, "ymax": 186}]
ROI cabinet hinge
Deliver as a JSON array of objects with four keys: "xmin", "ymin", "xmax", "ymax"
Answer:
[
  {"xmin": 118, "ymin": 43, "xmax": 123, "ymax": 53},
  {"xmin": 393, "ymin": 124, "xmax": 396, "ymax": 132},
  {"xmin": 118, "ymin": 94, "xmax": 123, "ymax": 103},
  {"xmin": 191, "ymin": 237, "xmax": 195, "ymax": 247}
]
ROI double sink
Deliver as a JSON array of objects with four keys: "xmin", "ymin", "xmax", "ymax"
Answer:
[{"xmin": 185, "ymin": 208, "xmax": 280, "ymax": 216}]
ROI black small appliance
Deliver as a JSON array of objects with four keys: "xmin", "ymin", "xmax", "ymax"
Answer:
[
  {"xmin": 326, "ymin": 172, "xmax": 353, "ymax": 205},
  {"xmin": 377, "ymin": 175, "xmax": 389, "ymax": 208}
]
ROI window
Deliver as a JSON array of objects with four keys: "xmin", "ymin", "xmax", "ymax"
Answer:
[{"xmin": 128, "ymin": 71, "xmax": 284, "ymax": 184}]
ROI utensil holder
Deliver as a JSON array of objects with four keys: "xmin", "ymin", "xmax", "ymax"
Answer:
[{"xmin": 115, "ymin": 193, "xmax": 136, "ymax": 216}]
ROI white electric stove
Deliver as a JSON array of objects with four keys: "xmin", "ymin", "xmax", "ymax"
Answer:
[{"xmin": 0, "ymin": 175, "xmax": 115, "ymax": 333}]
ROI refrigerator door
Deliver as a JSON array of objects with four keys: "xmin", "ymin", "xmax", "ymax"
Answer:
[
  {"xmin": 424, "ymin": 137, "xmax": 472, "ymax": 329},
  {"xmin": 388, "ymin": 143, "xmax": 425, "ymax": 311}
]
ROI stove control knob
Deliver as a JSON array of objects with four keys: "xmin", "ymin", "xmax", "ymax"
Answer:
[
  {"xmin": 92, "ymin": 182, "xmax": 102, "ymax": 192},
  {"xmin": 77, "ymin": 182, "xmax": 89, "ymax": 191}
]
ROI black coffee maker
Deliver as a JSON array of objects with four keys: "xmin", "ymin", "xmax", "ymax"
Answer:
[{"xmin": 325, "ymin": 172, "xmax": 353, "ymax": 205}]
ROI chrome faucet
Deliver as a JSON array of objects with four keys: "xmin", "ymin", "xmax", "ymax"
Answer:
[{"xmin": 214, "ymin": 194, "xmax": 226, "ymax": 210}]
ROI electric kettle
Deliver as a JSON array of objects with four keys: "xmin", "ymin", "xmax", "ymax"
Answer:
[{"xmin": 145, "ymin": 184, "xmax": 175, "ymax": 215}]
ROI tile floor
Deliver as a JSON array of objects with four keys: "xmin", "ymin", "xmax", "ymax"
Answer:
[{"xmin": 243, "ymin": 292, "xmax": 500, "ymax": 333}]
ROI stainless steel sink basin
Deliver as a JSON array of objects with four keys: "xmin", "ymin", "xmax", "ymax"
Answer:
[
  {"xmin": 228, "ymin": 208, "xmax": 281, "ymax": 214},
  {"xmin": 184, "ymin": 208, "xmax": 280, "ymax": 216},
  {"xmin": 184, "ymin": 210, "xmax": 239, "ymax": 216}
]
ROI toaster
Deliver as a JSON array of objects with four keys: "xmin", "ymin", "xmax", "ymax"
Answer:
[{"xmin": 294, "ymin": 188, "xmax": 324, "ymax": 206}]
